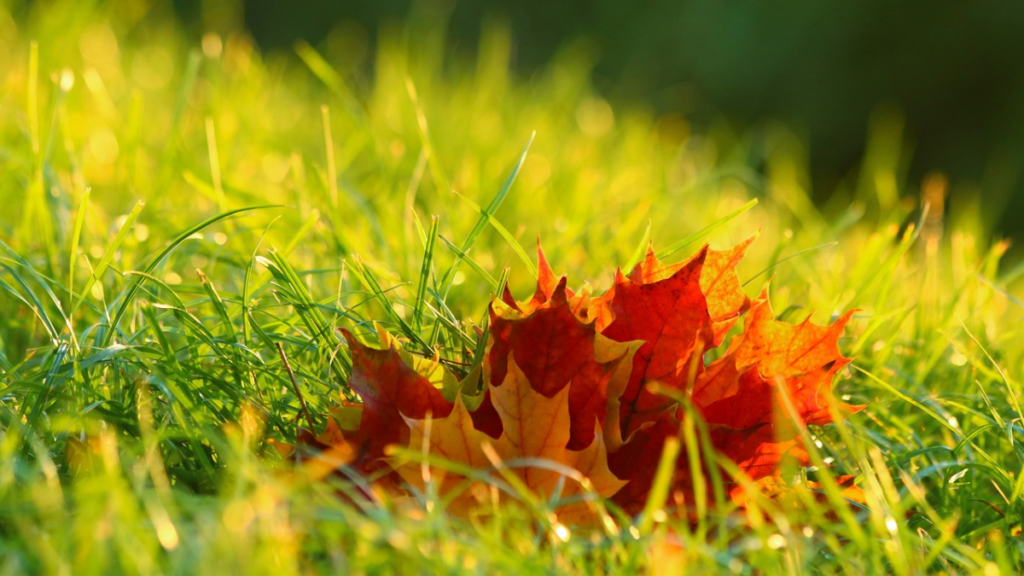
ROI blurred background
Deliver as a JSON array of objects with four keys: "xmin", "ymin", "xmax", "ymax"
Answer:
[
  {"xmin": 165, "ymin": 0, "xmax": 1024, "ymax": 240},
  {"xmin": 2, "ymin": 0, "xmax": 1022, "ymax": 279}
]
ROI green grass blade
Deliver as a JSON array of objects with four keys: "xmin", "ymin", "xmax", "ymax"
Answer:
[
  {"xmin": 440, "ymin": 132, "xmax": 534, "ymax": 293},
  {"xmin": 74, "ymin": 200, "xmax": 145, "ymax": 315},
  {"xmin": 0, "ymin": 242, "xmax": 70, "ymax": 341},
  {"xmin": 295, "ymin": 40, "xmax": 366, "ymax": 126},
  {"xmin": 623, "ymin": 219, "xmax": 652, "ymax": 272},
  {"xmin": 348, "ymin": 257, "xmax": 431, "ymax": 352},
  {"xmin": 101, "ymin": 205, "xmax": 280, "ymax": 347},
  {"xmin": 742, "ymin": 241, "xmax": 838, "ymax": 287},
  {"xmin": 0, "ymin": 272, "xmax": 58, "ymax": 342},
  {"xmin": 450, "ymin": 190, "xmax": 537, "ymax": 279},
  {"xmin": 262, "ymin": 249, "xmax": 352, "ymax": 385},
  {"xmin": 414, "ymin": 216, "xmax": 439, "ymax": 330},
  {"xmin": 657, "ymin": 198, "xmax": 758, "ymax": 259},
  {"xmin": 636, "ymin": 436, "xmax": 679, "ymax": 534},
  {"xmin": 406, "ymin": 79, "xmax": 451, "ymax": 201},
  {"xmin": 68, "ymin": 187, "xmax": 91, "ymax": 307},
  {"xmin": 437, "ymin": 235, "xmax": 499, "ymax": 290}
]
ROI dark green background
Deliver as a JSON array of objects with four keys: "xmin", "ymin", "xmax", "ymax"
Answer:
[{"xmin": 176, "ymin": 0, "xmax": 1024, "ymax": 237}]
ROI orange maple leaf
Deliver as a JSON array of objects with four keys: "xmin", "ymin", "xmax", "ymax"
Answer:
[
  {"xmin": 393, "ymin": 356, "xmax": 627, "ymax": 520},
  {"xmin": 601, "ymin": 286, "xmax": 859, "ymax": 511}
]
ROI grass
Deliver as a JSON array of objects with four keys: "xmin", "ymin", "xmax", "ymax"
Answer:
[{"xmin": 1, "ymin": 1, "xmax": 1023, "ymax": 573}]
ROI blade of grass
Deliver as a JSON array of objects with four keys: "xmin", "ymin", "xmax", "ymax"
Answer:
[
  {"xmin": 440, "ymin": 132, "xmax": 534, "ymax": 294},
  {"xmin": 347, "ymin": 256, "xmax": 431, "ymax": 352},
  {"xmin": 623, "ymin": 220, "xmax": 652, "ymax": 272},
  {"xmin": 414, "ymin": 216, "xmax": 439, "ymax": 330},
  {"xmin": 657, "ymin": 198, "xmax": 757, "ymax": 259},
  {"xmin": 68, "ymin": 187, "xmax": 91, "ymax": 308},
  {"xmin": 0, "ymin": 272, "xmax": 56, "ymax": 343},
  {"xmin": 406, "ymin": 78, "xmax": 451, "ymax": 200},
  {"xmin": 262, "ymin": 250, "xmax": 352, "ymax": 383},
  {"xmin": 636, "ymin": 436, "xmax": 679, "ymax": 534},
  {"xmin": 742, "ymin": 241, "xmax": 838, "ymax": 287},
  {"xmin": 74, "ymin": 200, "xmax": 145, "ymax": 315},
  {"xmin": 295, "ymin": 40, "xmax": 366, "ymax": 126},
  {"xmin": 101, "ymin": 205, "xmax": 280, "ymax": 347},
  {"xmin": 241, "ymin": 217, "xmax": 281, "ymax": 346},
  {"xmin": 450, "ymin": 190, "xmax": 536, "ymax": 279},
  {"xmin": 437, "ymin": 235, "xmax": 498, "ymax": 290}
]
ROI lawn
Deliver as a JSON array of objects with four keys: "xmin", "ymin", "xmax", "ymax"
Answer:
[{"xmin": 0, "ymin": 2, "xmax": 1022, "ymax": 574}]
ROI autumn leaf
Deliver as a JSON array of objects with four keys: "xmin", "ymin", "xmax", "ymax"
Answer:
[
  {"xmin": 590, "ymin": 246, "xmax": 713, "ymax": 436},
  {"xmin": 695, "ymin": 295, "xmax": 862, "ymax": 431},
  {"xmin": 731, "ymin": 294, "xmax": 855, "ymax": 378},
  {"xmin": 338, "ymin": 328, "xmax": 454, "ymax": 469},
  {"xmin": 607, "ymin": 287, "xmax": 858, "ymax": 511},
  {"xmin": 487, "ymin": 276, "xmax": 634, "ymax": 450},
  {"xmin": 586, "ymin": 238, "xmax": 759, "ymax": 438},
  {"xmin": 749, "ymin": 474, "xmax": 868, "ymax": 521},
  {"xmin": 588, "ymin": 239, "xmax": 857, "ymax": 511},
  {"xmin": 626, "ymin": 235, "xmax": 755, "ymax": 345},
  {"xmin": 393, "ymin": 356, "xmax": 626, "ymax": 520},
  {"xmin": 500, "ymin": 241, "xmax": 578, "ymax": 314}
]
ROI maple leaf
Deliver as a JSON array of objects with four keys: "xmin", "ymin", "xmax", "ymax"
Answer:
[
  {"xmin": 279, "ymin": 330, "xmax": 491, "ymax": 491},
  {"xmin": 581, "ymin": 238, "xmax": 858, "ymax": 512},
  {"xmin": 626, "ymin": 235, "xmax": 755, "ymax": 345},
  {"xmin": 500, "ymin": 241, "xmax": 577, "ymax": 315},
  {"xmin": 731, "ymin": 294, "xmax": 854, "ymax": 378},
  {"xmin": 285, "ymin": 410, "xmax": 364, "ymax": 483},
  {"xmin": 589, "ymin": 246, "xmax": 712, "ymax": 437},
  {"xmin": 607, "ymin": 287, "xmax": 859, "ymax": 511},
  {"xmin": 586, "ymin": 238, "xmax": 759, "ymax": 438},
  {"xmin": 338, "ymin": 328, "xmax": 454, "ymax": 469},
  {"xmin": 487, "ymin": 276, "xmax": 634, "ymax": 451},
  {"xmin": 393, "ymin": 357, "xmax": 626, "ymax": 520},
  {"xmin": 695, "ymin": 295, "xmax": 862, "ymax": 430},
  {"xmin": 607, "ymin": 407, "xmax": 815, "ymax": 512}
]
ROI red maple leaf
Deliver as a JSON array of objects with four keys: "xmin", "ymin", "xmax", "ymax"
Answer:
[{"xmin": 337, "ymin": 329, "xmax": 454, "ymax": 469}]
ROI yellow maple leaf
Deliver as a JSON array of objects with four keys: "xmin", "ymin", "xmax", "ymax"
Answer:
[{"xmin": 392, "ymin": 357, "xmax": 627, "ymax": 520}]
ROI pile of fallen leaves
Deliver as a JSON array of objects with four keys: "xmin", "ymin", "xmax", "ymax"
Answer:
[{"xmin": 280, "ymin": 237, "xmax": 861, "ymax": 521}]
